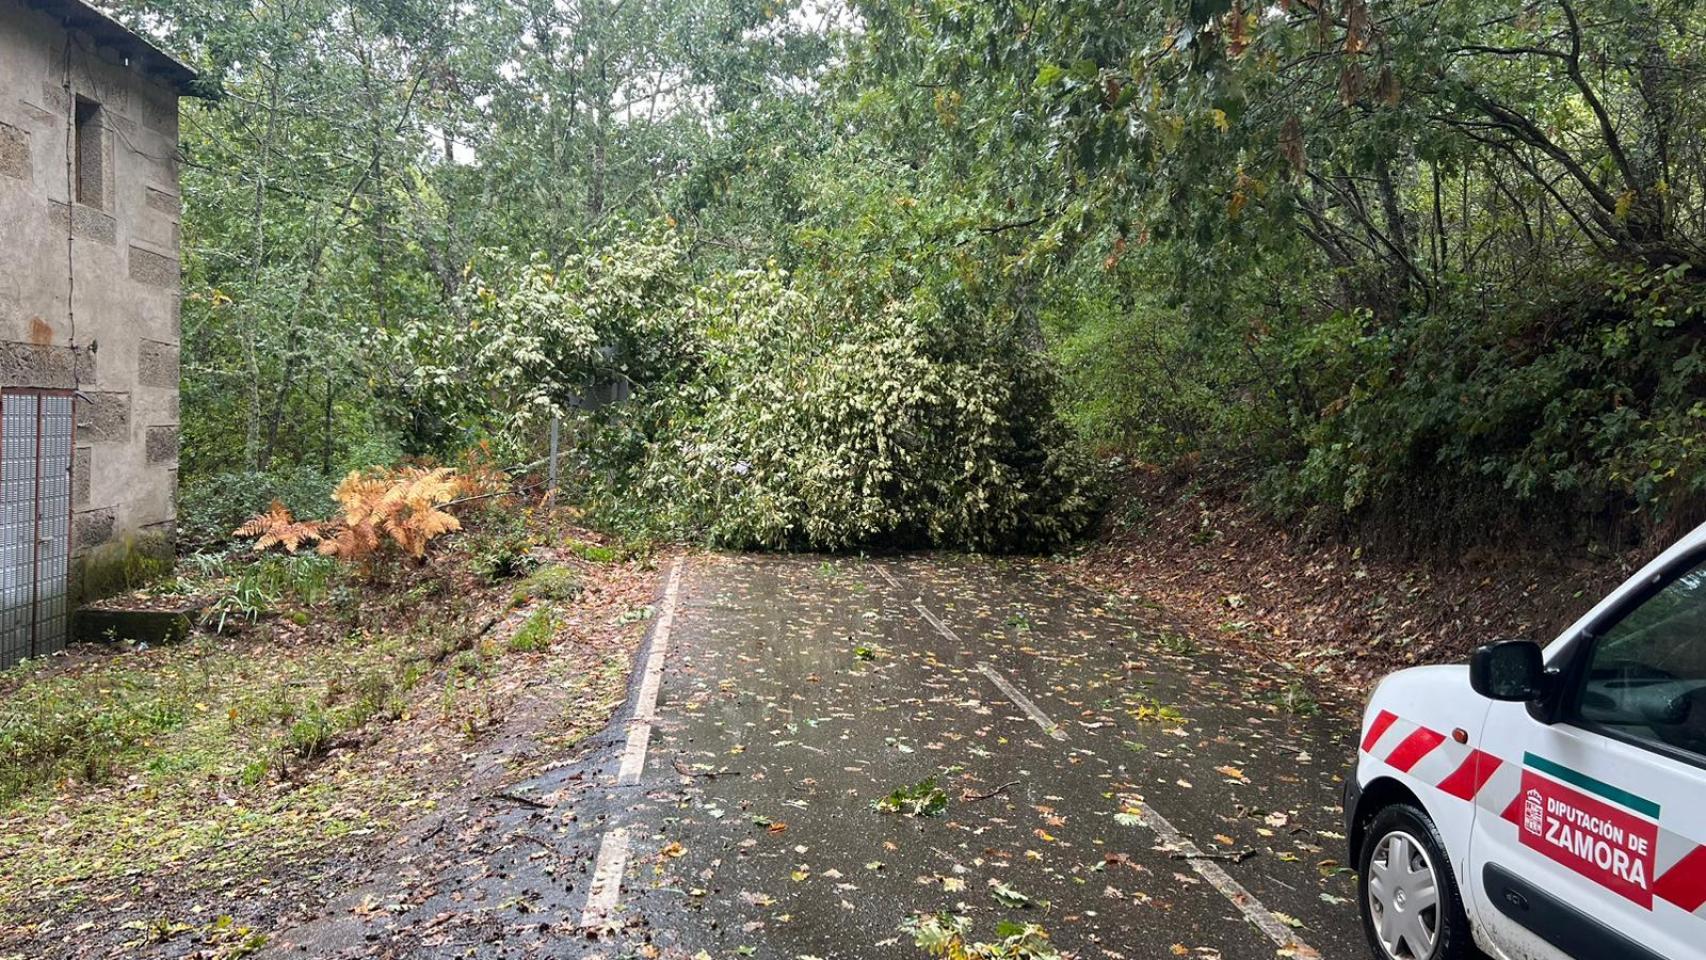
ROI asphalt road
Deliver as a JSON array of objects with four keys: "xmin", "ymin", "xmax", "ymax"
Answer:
[
  {"xmin": 599, "ymin": 553, "xmax": 1364, "ymax": 960},
  {"xmin": 265, "ymin": 552, "xmax": 1365, "ymax": 959}
]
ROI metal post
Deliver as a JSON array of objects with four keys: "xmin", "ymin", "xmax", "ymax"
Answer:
[{"xmin": 547, "ymin": 413, "xmax": 560, "ymax": 505}]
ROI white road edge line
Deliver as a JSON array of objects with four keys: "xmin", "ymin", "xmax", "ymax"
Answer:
[
  {"xmin": 1138, "ymin": 805, "xmax": 1321, "ymax": 958},
  {"xmin": 579, "ymin": 557, "xmax": 685, "ymax": 930},
  {"xmin": 579, "ymin": 825, "xmax": 630, "ymax": 928}
]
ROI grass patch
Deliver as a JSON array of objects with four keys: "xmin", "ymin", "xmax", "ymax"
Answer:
[
  {"xmin": 507, "ymin": 607, "xmax": 558, "ymax": 653},
  {"xmin": 510, "ymin": 566, "xmax": 582, "ymax": 607},
  {"xmin": 0, "ymin": 623, "xmax": 452, "ymax": 916},
  {"xmin": 0, "ymin": 503, "xmax": 646, "ymax": 936},
  {"xmin": 0, "ymin": 660, "xmax": 194, "ymax": 801},
  {"xmin": 564, "ymin": 538, "xmax": 620, "ymax": 563}
]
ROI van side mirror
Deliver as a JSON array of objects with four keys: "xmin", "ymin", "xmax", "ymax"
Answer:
[{"xmin": 1470, "ymin": 639, "xmax": 1546, "ymax": 701}]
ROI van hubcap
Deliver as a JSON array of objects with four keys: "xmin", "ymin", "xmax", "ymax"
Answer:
[{"xmin": 1368, "ymin": 830, "xmax": 1440, "ymax": 960}]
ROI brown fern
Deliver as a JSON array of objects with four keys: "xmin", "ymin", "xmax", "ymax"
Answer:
[
  {"xmin": 319, "ymin": 467, "xmax": 463, "ymax": 562},
  {"xmin": 234, "ymin": 501, "xmax": 324, "ymax": 554}
]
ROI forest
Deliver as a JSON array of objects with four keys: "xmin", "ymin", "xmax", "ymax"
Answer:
[{"xmin": 107, "ymin": 0, "xmax": 1706, "ymax": 557}]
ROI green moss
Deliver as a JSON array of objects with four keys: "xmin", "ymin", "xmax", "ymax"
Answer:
[
  {"xmin": 510, "ymin": 565, "xmax": 581, "ymax": 607},
  {"xmin": 507, "ymin": 607, "xmax": 557, "ymax": 652},
  {"xmin": 77, "ymin": 533, "xmax": 174, "ymax": 603},
  {"xmin": 564, "ymin": 538, "xmax": 619, "ymax": 563}
]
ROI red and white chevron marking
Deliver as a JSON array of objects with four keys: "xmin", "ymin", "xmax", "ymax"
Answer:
[{"xmin": 1360, "ymin": 709, "xmax": 1706, "ymax": 915}]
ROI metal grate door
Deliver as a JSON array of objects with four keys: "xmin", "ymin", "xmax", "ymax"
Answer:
[{"xmin": 0, "ymin": 391, "xmax": 74, "ymax": 668}]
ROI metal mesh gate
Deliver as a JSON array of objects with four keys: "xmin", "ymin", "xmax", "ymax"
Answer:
[{"xmin": 0, "ymin": 391, "xmax": 74, "ymax": 668}]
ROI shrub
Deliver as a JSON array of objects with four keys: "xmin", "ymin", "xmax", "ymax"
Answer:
[
  {"xmin": 286, "ymin": 712, "xmax": 334, "ymax": 758},
  {"xmin": 178, "ymin": 466, "xmax": 342, "ymax": 552},
  {"xmin": 468, "ymin": 508, "xmax": 541, "ymax": 583},
  {"xmin": 318, "ymin": 466, "xmax": 463, "ymax": 563}
]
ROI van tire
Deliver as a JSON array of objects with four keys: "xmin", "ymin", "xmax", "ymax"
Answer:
[{"xmin": 1357, "ymin": 803, "xmax": 1472, "ymax": 960}]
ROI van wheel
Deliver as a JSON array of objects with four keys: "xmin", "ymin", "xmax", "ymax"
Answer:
[{"xmin": 1358, "ymin": 804, "xmax": 1471, "ymax": 960}]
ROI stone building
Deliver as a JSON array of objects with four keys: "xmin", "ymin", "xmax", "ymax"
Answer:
[{"xmin": 0, "ymin": 0, "xmax": 197, "ymax": 666}]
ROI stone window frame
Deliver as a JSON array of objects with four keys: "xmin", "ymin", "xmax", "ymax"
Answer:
[{"xmin": 73, "ymin": 95, "xmax": 105, "ymax": 210}]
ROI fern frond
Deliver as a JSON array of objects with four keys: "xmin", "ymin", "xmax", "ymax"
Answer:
[
  {"xmin": 235, "ymin": 501, "xmax": 323, "ymax": 554},
  {"xmin": 320, "ymin": 465, "xmax": 464, "ymax": 563},
  {"xmin": 317, "ymin": 522, "xmax": 380, "ymax": 559}
]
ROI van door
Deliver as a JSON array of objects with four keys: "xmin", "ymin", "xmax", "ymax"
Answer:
[{"xmin": 1469, "ymin": 558, "xmax": 1706, "ymax": 960}]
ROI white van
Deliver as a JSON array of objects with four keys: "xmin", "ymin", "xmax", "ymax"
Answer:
[{"xmin": 1344, "ymin": 522, "xmax": 1706, "ymax": 960}]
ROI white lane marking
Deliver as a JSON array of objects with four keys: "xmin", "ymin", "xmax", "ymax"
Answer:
[
  {"xmin": 911, "ymin": 598, "xmax": 967, "ymax": 645},
  {"xmin": 578, "ymin": 825, "xmax": 630, "ymax": 928},
  {"xmin": 976, "ymin": 662, "xmax": 1067, "ymax": 741},
  {"xmin": 1137, "ymin": 805, "xmax": 1320, "ymax": 958},
  {"xmin": 580, "ymin": 557, "xmax": 685, "ymax": 929},
  {"xmin": 877, "ymin": 560, "xmax": 1067, "ymax": 743},
  {"xmin": 616, "ymin": 724, "xmax": 651, "ymax": 784},
  {"xmin": 618, "ymin": 557, "xmax": 684, "ymax": 783},
  {"xmin": 875, "ymin": 558, "xmax": 1310, "ymax": 959},
  {"xmin": 871, "ymin": 562, "xmax": 902, "ymax": 589}
]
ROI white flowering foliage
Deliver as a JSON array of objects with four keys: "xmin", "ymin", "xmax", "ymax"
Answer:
[
  {"xmin": 468, "ymin": 227, "xmax": 1099, "ymax": 552},
  {"xmin": 638, "ymin": 268, "xmax": 1100, "ymax": 551},
  {"xmin": 462, "ymin": 230, "xmax": 697, "ymax": 430}
]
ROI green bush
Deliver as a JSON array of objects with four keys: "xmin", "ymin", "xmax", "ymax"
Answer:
[
  {"xmin": 178, "ymin": 466, "xmax": 342, "ymax": 552},
  {"xmin": 467, "ymin": 506, "xmax": 542, "ymax": 583},
  {"xmin": 286, "ymin": 712, "xmax": 334, "ymax": 758}
]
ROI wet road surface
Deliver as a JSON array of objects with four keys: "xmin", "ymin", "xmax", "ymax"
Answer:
[
  {"xmin": 264, "ymin": 552, "xmax": 1363, "ymax": 959},
  {"xmin": 600, "ymin": 554, "xmax": 1362, "ymax": 959}
]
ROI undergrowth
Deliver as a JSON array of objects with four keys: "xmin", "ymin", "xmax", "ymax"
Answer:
[{"xmin": 0, "ymin": 497, "xmax": 620, "ymax": 920}]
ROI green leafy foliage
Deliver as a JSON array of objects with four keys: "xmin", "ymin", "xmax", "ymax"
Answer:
[
  {"xmin": 902, "ymin": 913, "xmax": 1062, "ymax": 960},
  {"xmin": 470, "ymin": 518, "xmax": 543, "ymax": 583},
  {"xmin": 509, "ymin": 215, "xmax": 1106, "ymax": 552},
  {"xmin": 109, "ymin": 0, "xmax": 1706, "ymax": 563},
  {"xmin": 872, "ymin": 776, "xmax": 949, "ymax": 817},
  {"xmin": 843, "ymin": 0, "xmax": 1706, "ymax": 549}
]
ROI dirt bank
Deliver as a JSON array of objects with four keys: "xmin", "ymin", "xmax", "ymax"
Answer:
[{"xmin": 1058, "ymin": 467, "xmax": 1649, "ymax": 711}]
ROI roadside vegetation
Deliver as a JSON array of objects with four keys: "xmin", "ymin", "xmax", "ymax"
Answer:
[
  {"xmin": 87, "ymin": 0, "xmax": 1697, "ymax": 569},
  {"xmin": 0, "ymin": 474, "xmax": 653, "ymax": 948},
  {"xmin": 14, "ymin": 1, "xmax": 1698, "ymax": 953}
]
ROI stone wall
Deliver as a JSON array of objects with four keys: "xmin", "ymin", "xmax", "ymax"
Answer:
[{"xmin": 0, "ymin": 0, "xmax": 183, "ymax": 600}]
